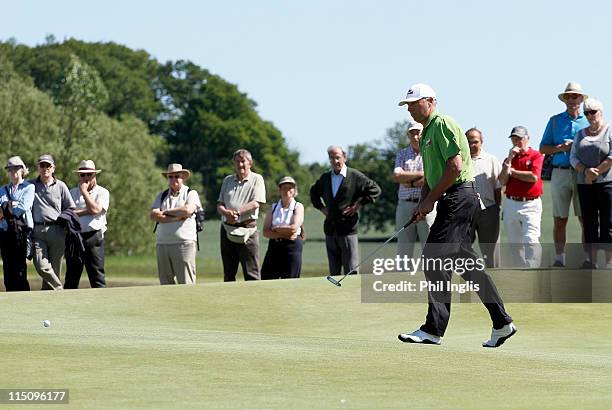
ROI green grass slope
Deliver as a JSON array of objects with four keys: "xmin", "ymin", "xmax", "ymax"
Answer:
[{"xmin": 1, "ymin": 277, "xmax": 611, "ymax": 409}]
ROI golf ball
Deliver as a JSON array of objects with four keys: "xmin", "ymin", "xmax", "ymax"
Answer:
[
  {"xmin": 43, "ymin": 320, "xmax": 51, "ymax": 327},
  {"xmin": 341, "ymin": 399, "xmax": 346, "ymax": 404}
]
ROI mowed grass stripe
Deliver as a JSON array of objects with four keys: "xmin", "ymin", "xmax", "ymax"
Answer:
[{"xmin": 1, "ymin": 277, "xmax": 612, "ymax": 408}]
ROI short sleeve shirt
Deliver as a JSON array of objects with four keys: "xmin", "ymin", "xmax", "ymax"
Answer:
[
  {"xmin": 419, "ymin": 111, "xmax": 474, "ymax": 189},
  {"xmin": 217, "ymin": 171, "xmax": 266, "ymax": 222},
  {"xmin": 70, "ymin": 185, "xmax": 110, "ymax": 234},
  {"xmin": 505, "ymin": 148, "xmax": 544, "ymax": 198},
  {"xmin": 394, "ymin": 146, "xmax": 423, "ymax": 200},
  {"xmin": 31, "ymin": 177, "xmax": 76, "ymax": 223},
  {"xmin": 540, "ymin": 111, "xmax": 589, "ymax": 167},
  {"xmin": 152, "ymin": 185, "xmax": 202, "ymax": 244},
  {"xmin": 471, "ymin": 150, "xmax": 502, "ymax": 207}
]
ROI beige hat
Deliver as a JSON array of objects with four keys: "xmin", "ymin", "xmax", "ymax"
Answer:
[
  {"xmin": 558, "ymin": 82, "xmax": 588, "ymax": 102},
  {"xmin": 5, "ymin": 156, "xmax": 26, "ymax": 169},
  {"xmin": 278, "ymin": 176, "xmax": 296, "ymax": 186},
  {"xmin": 161, "ymin": 163, "xmax": 191, "ymax": 180},
  {"xmin": 74, "ymin": 159, "xmax": 102, "ymax": 174}
]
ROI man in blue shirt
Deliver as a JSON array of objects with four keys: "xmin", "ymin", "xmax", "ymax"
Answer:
[{"xmin": 540, "ymin": 82, "xmax": 589, "ymax": 267}]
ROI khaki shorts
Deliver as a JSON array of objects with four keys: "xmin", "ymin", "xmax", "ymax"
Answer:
[{"xmin": 551, "ymin": 168, "xmax": 581, "ymax": 218}]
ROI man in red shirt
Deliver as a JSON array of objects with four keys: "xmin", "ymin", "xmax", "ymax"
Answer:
[{"xmin": 499, "ymin": 126, "xmax": 544, "ymax": 267}]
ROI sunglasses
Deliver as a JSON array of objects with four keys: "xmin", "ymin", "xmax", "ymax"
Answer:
[
  {"xmin": 38, "ymin": 163, "xmax": 53, "ymax": 168},
  {"xmin": 79, "ymin": 173, "xmax": 94, "ymax": 177},
  {"xmin": 5, "ymin": 166, "xmax": 22, "ymax": 172},
  {"xmin": 585, "ymin": 110, "xmax": 599, "ymax": 116},
  {"xmin": 167, "ymin": 175, "xmax": 182, "ymax": 179},
  {"xmin": 565, "ymin": 94, "xmax": 581, "ymax": 100}
]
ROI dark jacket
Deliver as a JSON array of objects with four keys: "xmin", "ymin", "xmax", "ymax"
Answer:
[
  {"xmin": 310, "ymin": 167, "xmax": 381, "ymax": 235},
  {"xmin": 57, "ymin": 209, "xmax": 85, "ymax": 263}
]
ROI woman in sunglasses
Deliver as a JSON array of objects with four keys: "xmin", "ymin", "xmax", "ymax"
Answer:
[
  {"xmin": 0, "ymin": 156, "xmax": 35, "ymax": 291},
  {"xmin": 570, "ymin": 98, "xmax": 612, "ymax": 268}
]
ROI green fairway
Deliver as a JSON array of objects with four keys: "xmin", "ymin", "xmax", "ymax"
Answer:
[{"xmin": 1, "ymin": 277, "xmax": 611, "ymax": 409}]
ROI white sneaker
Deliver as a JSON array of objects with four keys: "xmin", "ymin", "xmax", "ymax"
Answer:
[
  {"xmin": 482, "ymin": 322, "xmax": 517, "ymax": 348},
  {"xmin": 398, "ymin": 329, "xmax": 441, "ymax": 345}
]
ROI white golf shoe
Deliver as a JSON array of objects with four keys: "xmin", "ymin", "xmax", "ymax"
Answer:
[
  {"xmin": 482, "ymin": 322, "xmax": 517, "ymax": 348},
  {"xmin": 398, "ymin": 329, "xmax": 441, "ymax": 345}
]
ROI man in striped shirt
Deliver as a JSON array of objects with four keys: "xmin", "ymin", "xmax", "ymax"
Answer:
[{"xmin": 393, "ymin": 122, "xmax": 436, "ymax": 260}]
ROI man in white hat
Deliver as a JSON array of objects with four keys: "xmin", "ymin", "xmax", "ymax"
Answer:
[
  {"xmin": 65, "ymin": 160, "xmax": 109, "ymax": 289},
  {"xmin": 31, "ymin": 154, "xmax": 76, "ymax": 290},
  {"xmin": 392, "ymin": 121, "xmax": 436, "ymax": 260},
  {"xmin": 540, "ymin": 82, "xmax": 589, "ymax": 267},
  {"xmin": 150, "ymin": 163, "xmax": 202, "ymax": 285}
]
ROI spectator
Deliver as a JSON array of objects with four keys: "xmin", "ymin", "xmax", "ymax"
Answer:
[
  {"xmin": 466, "ymin": 127, "xmax": 502, "ymax": 268},
  {"xmin": 540, "ymin": 82, "xmax": 589, "ymax": 267},
  {"xmin": 393, "ymin": 122, "xmax": 436, "ymax": 260},
  {"xmin": 65, "ymin": 160, "xmax": 109, "ymax": 289},
  {"xmin": 570, "ymin": 98, "xmax": 612, "ymax": 269},
  {"xmin": 310, "ymin": 145, "xmax": 381, "ymax": 276},
  {"xmin": 217, "ymin": 149, "xmax": 266, "ymax": 281},
  {"xmin": 31, "ymin": 154, "xmax": 76, "ymax": 290},
  {"xmin": 499, "ymin": 126, "xmax": 544, "ymax": 268},
  {"xmin": 261, "ymin": 176, "xmax": 304, "ymax": 279},
  {"xmin": 150, "ymin": 164, "xmax": 202, "ymax": 285},
  {"xmin": 0, "ymin": 156, "xmax": 34, "ymax": 291}
]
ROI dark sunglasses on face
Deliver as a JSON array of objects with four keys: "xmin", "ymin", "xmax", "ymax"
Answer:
[
  {"xmin": 38, "ymin": 163, "xmax": 52, "ymax": 168},
  {"xmin": 5, "ymin": 166, "xmax": 22, "ymax": 172},
  {"xmin": 168, "ymin": 175, "xmax": 182, "ymax": 179},
  {"xmin": 565, "ymin": 94, "xmax": 581, "ymax": 100},
  {"xmin": 585, "ymin": 110, "xmax": 598, "ymax": 116},
  {"xmin": 79, "ymin": 173, "xmax": 94, "ymax": 177}
]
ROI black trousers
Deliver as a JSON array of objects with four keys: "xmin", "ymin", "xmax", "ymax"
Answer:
[
  {"xmin": 469, "ymin": 204, "xmax": 500, "ymax": 268},
  {"xmin": 220, "ymin": 225, "xmax": 261, "ymax": 281},
  {"xmin": 0, "ymin": 230, "xmax": 30, "ymax": 291},
  {"xmin": 261, "ymin": 238, "xmax": 303, "ymax": 279},
  {"xmin": 577, "ymin": 182, "xmax": 612, "ymax": 253},
  {"xmin": 420, "ymin": 185, "xmax": 512, "ymax": 337},
  {"xmin": 64, "ymin": 230, "xmax": 106, "ymax": 289}
]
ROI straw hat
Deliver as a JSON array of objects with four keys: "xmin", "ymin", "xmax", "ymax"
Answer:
[{"xmin": 161, "ymin": 163, "xmax": 191, "ymax": 180}]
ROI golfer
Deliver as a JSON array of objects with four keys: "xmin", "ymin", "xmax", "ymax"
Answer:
[{"xmin": 396, "ymin": 84, "xmax": 516, "ymax": 347}]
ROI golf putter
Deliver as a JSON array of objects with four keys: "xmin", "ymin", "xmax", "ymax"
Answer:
[{"xmin": 326, "ymin": 214, "xmax": 418, "ymax": 287}]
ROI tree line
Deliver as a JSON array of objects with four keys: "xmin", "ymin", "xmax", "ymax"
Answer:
[{"xmin": 0, "ymin": 37, "xmax": 405, "ymax": 254}]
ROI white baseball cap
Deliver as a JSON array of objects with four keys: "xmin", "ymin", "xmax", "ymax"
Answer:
[
  {"xmin": 408, "ymin": 122, "xmax": 423, "ymax": 131},
  {"xmin": 398, "ymin": 83, "xmax": 437, "ymax": 106}
]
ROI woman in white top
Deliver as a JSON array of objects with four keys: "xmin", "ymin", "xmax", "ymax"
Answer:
[{"xmin": 261, "ymin": 176, "xmax": 304, "ymax": 279}]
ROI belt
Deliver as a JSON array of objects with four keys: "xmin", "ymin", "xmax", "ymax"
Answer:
[
  {"xmin": 507, "ymin": 195, "xmax": 539, "ymax": 202},
  {"xmin": 403, "ymin": 197, "xmax": 419, "ymax": 203},
  {"xmin": 225, "ymin": 219, "xmax": 256, "ymax": 228},
  {"xmin": 445, "ymin": 181, "xmax": 474, "ymax": 193},
  {"xmin": 553, "ymin": 166, "xmax": 570, "ymax": 170},
  {"xmin": 34, "ymin": 221, "xmax": 60, "ymax": 227}
]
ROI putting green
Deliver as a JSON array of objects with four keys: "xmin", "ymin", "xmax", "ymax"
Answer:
[{"xmin": 1, "ymin": 277, "xmax": 611, "ymax": 408}]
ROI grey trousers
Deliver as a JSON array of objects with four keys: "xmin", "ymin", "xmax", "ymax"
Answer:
[
  {"xmin": 33, "ymin": 225, "xmax": 65, "ymax": 290},
  {"xmin": 325, "ymin": 233, "xmax": 360, "ymax": 275},
  {"xmin": 395, "ymin": 200, "xmax": 436, "ymax": 259},
  {"xmin": 156, "ymin": 241, "xmax": 197, "ymax": 285}
]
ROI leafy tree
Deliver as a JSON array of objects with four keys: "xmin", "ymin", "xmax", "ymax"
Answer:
[{"xmin": 343, "ymin": 120, "xmax": 411, "ymax": 232}]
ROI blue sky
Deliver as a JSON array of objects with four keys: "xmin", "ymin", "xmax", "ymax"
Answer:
[{"xmin": 2, "ymin": 0, "xmax": 610, "ymax": 164}]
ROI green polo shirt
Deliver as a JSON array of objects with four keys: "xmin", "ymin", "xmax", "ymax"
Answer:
[{"xmin": 419, "ymin": 111, "xmax": 474, "ymax": 189}]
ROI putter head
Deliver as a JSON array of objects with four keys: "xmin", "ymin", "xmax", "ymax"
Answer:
[{"xmin": 326, "ymin": 275, "xmax": 342, "ymax": 287}]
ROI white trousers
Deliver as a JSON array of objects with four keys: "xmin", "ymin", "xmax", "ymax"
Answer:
[{"xmin": 503, "ymin": 198, "xmax": 542, "ymax": 268}]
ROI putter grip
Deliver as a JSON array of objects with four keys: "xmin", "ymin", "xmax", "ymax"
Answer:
[{"xmin": 403, "ymin": 214, "xmax": 417, "ymax": 228}]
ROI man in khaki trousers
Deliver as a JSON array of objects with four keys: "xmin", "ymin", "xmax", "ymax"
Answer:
[{"xmin": 150, "ymin": 164, "xmax": 202, "ymax": 284}]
